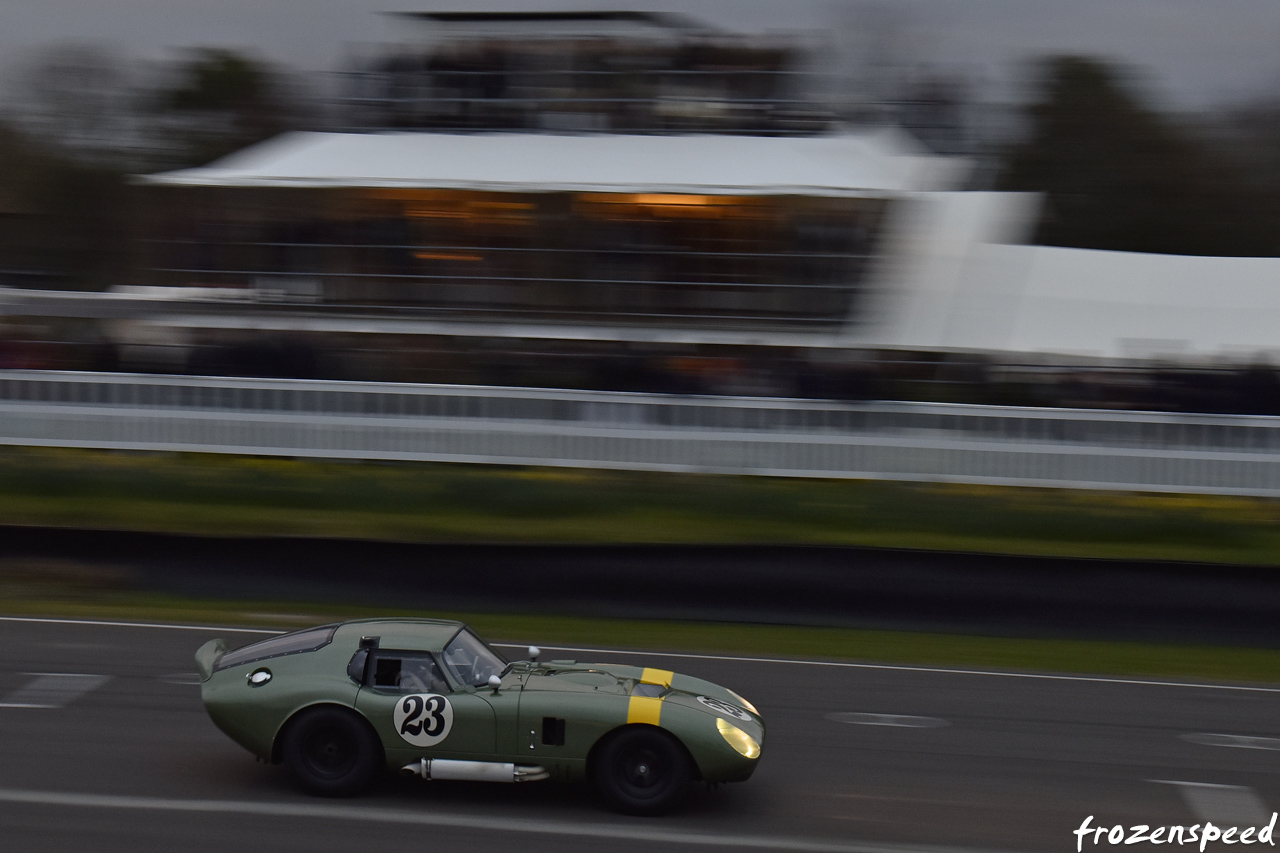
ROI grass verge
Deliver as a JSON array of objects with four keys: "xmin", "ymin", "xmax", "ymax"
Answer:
[{"xmin": 4, "ymin": 446, "xmax": 1280, "ymax": 564}]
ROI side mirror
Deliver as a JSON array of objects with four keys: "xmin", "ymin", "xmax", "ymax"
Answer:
[
  {"xmin": 527, "ymin": 646, "xmax": 541, "ymax": 661},
  {"xmin": 487, "ymin": 674, "xmax": 502, "ymax": 695}
]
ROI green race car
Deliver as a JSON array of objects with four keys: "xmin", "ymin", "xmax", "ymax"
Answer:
[{"xmin": 195, "ymin": 618, "xmax": 763, "ymax": 815}]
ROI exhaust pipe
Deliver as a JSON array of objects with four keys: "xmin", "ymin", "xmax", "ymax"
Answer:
[{"xmin": 400, "ymin": 759, "xmax": 550, "ymax": 783}]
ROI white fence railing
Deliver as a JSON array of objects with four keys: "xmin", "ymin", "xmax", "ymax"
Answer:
[{"xmin": 3, "ymin": 370, "xmax": 1280, "ymax": 495}]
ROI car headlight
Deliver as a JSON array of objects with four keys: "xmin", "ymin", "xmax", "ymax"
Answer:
[
  {"xmin": 716, "ymin": 717, "xmax": 761, "ymax": 759},
  {"xmin": 727, "ymin": 689, "xmax": 758, "ymax": 716}
]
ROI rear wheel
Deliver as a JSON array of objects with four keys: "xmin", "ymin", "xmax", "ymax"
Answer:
[
  {"xmin": 593, "ymin": 727, "xmax": 693, "ymax": 816},
  {"xmin": 280, "ymin": 706, "xmax": 382, "ymax": 797}
]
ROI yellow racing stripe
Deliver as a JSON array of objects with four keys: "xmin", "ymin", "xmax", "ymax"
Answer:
[
  {"xmin": 627, "ymin": 695, "xmax": 663, "ymax": 725},
  {"xmin": 640, "ymin": 668, "xmax": 673, "ymax": 687},
  {"xmin": 627, "ymin": 668, "xmax": 674, "ymax": 725}
]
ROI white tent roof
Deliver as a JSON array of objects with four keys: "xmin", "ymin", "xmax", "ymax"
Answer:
[
  {"xmin": 857, "ymin": 192, "xmax": 1280, "ymax": 362},
  {"xmin": 140, "ymin": 129, "xmax": 968, "ymax": 196}
]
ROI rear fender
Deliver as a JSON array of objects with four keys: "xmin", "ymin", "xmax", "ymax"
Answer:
[{"xmin": 271, "ymin": 701, "xmax": 380, "ymax": 766}]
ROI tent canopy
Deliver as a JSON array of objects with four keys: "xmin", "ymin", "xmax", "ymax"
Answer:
[{"xmin": 140, "ymin": 129, "xmax": 968, "ymax": 197}]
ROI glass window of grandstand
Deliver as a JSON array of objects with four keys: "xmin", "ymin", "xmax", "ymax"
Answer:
[
  {"xmin": 340, "ymin": 25, "xmax": 824, "ymax": 136},
  {"xmin": 144, "ymin": 186, "xmax": 886, "ymax": 330}
]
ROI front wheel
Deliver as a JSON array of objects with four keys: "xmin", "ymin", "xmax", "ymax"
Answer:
[
  {"xmin": 593, "ymin": 727, "xmax": 693, "ymax": 816},
  {"xmin": 280, "ymin": 706, "xmax": 383, "ymax": 797}
]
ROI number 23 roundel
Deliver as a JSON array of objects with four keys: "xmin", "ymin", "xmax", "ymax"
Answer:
[{"xmin": 393, "ymin": 693, "xmax": 454, "ymax": 747}]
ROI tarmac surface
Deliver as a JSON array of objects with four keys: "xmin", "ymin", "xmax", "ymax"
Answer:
[{"xmin": 1, "ymin": 616, "xmax": 1278, "ymax": 853}]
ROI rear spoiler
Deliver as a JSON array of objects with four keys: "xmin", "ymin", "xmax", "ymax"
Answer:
[{"xmin": 195, "ymin": 639, "xmax": 228, "ymax": 682}]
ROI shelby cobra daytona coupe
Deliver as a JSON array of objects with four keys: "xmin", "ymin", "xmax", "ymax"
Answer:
[{"xmin": 195, "ymin": 618, "xmax": 764, "ymax": 814}]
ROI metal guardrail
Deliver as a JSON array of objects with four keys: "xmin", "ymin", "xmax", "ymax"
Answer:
[{"xmin": 3, "ymin": 370, "xmax": 1280, "ymax": 495}]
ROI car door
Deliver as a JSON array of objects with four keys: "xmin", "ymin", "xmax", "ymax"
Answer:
[{"xmin": 354, "ymin": 649, "xmax": 498, "ymax": 765}]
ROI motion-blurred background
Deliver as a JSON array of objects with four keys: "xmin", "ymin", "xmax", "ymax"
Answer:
[
  {"xmin": 2, "ymin": 0, "xmax": 1279, "ymax": 410},
  {"xmin": 4, "ymin": 1, "xmax": 1280, "ymax": 566},
  {"xmin": 6, "ymin": 9, "xmax": 1280, "ymax": 850}
]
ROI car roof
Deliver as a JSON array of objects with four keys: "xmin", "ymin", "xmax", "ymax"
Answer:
[{"xmin": 333, "ymin": 617, "xmax": 467, "ymax": 653}]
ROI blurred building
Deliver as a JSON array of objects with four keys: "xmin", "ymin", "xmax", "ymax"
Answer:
[
  {"xmin": 6, "ymin": 9, "xmax": 1280, "ymax": 413},
  {"xmin": 112, "ymin": 127, "xmax": 965, "ymax": 390},
  {"xmin": 136, "ymin": 130, "xmax": 958, "ymax": 326},
  {"xmin": 340, "ymin": 11, "xmax": 829, "ymax": 136}
]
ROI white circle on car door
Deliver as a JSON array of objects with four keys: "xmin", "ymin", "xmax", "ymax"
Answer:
[{"xmin": 393, "ymin": 693, "xmax": 454, "ymax": 747}]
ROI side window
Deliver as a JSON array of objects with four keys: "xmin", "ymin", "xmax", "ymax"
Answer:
[
  {"xmin": 214, "ymin": 624, "xmax": 337, "ymax": 671},
  {"xmin": 370, "ymin": 653, "xmax": 449, "ymax": 694}
]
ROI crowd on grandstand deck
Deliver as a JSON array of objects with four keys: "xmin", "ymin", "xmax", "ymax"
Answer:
[{"xmin": 344, "ymin": 33, "xmax": 826, "ymax": 134}]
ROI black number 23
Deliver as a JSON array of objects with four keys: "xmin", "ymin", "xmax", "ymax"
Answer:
[{"xmin": 400, "ymin": 695, "xmax": 447, "ymax": 737}]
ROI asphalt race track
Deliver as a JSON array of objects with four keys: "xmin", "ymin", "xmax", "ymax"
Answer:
[{"xmin": 1, "ymin": 617, "xmax": 1278, "ymax": 852}]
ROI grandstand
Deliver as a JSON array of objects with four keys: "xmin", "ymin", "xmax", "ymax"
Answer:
[
  {"xmin": 4, "ymin": 8, "xmax": 1280, "ymax": 413},
  {"xmin": 135, "ymin": 129, "xmax": 960, "ymax": 333},
  {"xmin": 340, "ymin": 11, "xmax": 828, "ymax": 135}
]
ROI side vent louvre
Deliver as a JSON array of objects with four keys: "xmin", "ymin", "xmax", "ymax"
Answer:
[{"xmin": 542, "ymin": 717, "xmax": 566, "ymax": 746}]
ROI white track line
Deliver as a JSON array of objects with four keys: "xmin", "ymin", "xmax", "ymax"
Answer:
[
  {"xmin": 0, "ymin": 674, "xmax": 112, "ymax": 709},
  {"xmin": 492, "ymin": 644, "xmax": 1280, "ymax": 694},
  {"xmin": 1150, "ymin": 781, "xmax": 1274, "ymax": 826},
  {"xmin": 3, "ymin": 615, "xmax": 1277, "ymax": 694},
  {"xmin": 825, "ymin": 712, "xmax": 949, "ymax": 728},
  {"xmin": 0, "ymin": 787, "xmax": 1017, "ymax": 853},
  {"xmin": 0, "ymin": 616, "xmax": 280, "ymax": 634},
  {"xmin": 1181, "ymin": 733, "xmax": 1280, "ymax": 750}
]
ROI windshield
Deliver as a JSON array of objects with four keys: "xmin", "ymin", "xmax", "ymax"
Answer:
[{"xmin": 441, "ymin": 629, "xmax": 508, "ymax": 688}]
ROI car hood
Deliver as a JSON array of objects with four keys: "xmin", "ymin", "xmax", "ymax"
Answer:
[{"xmin": 517, "ymin": 660, "xmax": 762, "ymax": 726}]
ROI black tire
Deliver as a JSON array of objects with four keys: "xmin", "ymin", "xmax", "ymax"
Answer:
[
  {"xmin": 593, "ymin": 726, "xmax": 693, "ymax": 816},
  {"xmin": 280, "ymin": 706, "xmax": 383, "ymax": 797}
]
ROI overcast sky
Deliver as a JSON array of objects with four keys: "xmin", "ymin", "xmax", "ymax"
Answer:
[{"xmin": 3, "ymin": 0, "xmax": 1279, "ymax": 109}]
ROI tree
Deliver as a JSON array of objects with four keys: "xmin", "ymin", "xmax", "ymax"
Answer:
[
  {"xmin": 0, "ymin": 47, "xmax": 310, "ymax": 291},
  {"xmin": 149, "ymin": 48, "xmax": 310, "ymax": 167},
  {"xmin": 997, "ymin": 57, "xmax": 1277, "ymax": 257},
  {"xmin": 7, "ymin": 43, "xmax": 143, "ymax": 168},
  {"xmin": 1218, "ymin": 97, "xmax": 1280, "ymax": 242},
  {"xmin": 0, "ymin": 123, "xmax": 132, "ymax": 290}
]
